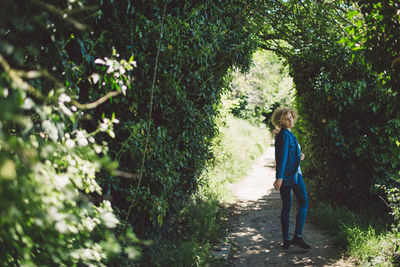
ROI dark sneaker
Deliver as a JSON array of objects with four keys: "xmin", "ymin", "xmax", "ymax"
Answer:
[
  {"xmin": 282, "ymin": 239, "xmax": 293, "ymax": 249},
  {"xmin": 293, "ymin": 235, "xmax": 311, "ymax": 249}
]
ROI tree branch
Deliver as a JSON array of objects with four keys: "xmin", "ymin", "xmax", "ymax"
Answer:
[
  {"xmin": 71, "ymin": 91, "xmax": 120, "ymax": 110},
  {"xmin": 391, "ymin": 56, "xmax": 400, "ymax": 68},
  {"xmin": 32, "ymin": 0, "xmax": 87, "ymax": 31},
  {"xmin": 113, "ymin": 170, "xmax": 139, "ymax": 179},
  {"xmin": 0, "ymin": 54, "xmax": 121, "ymax": 110},
  {"xmin": 0, "ymin": 55, "xmax": 46, "ymax": 100}
]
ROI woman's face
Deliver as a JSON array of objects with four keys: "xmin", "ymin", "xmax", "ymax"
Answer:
[{"xmin": 281, "ymin": 112, "xmax": 294, "ymax": 129}]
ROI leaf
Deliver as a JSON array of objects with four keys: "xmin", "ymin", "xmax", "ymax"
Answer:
[{"xmin": 0, "ymin": 159, "xmax": 17, "ymax": 180}]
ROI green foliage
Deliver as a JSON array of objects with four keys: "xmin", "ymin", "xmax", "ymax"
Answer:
[
  {"xmin": 3, "ymin": 0, "xmax": 398, "ymax": 265},
  {"xmin": 345, "ymin": 226, "xmax": 400, "ymax": 266},
  {"xmin": 140, "ymin": 114, "xmax": 270, "ymax": 265},
  {"xmin": 247, "ymin": 0, "xmax": 400, "ymax": 210},
  {"xmin": 377, "ymin": 185, "xmax": 400, "ymax": 230},
  {"xmin": 345, "ymin": 1, "xmax": 400, "ymax": 89},
  {"xmin": 227, "ymin": 50, "xmax": 294, "ymax": 124},
  {"xmin": 143, "ymin": 240, "xmax": 215, "ymax": 267},
  {"xmin": 1, "ymin": 0, "xmax": 260, "ymax": 265},
  {"xmin": 0, "ymin": 0, "xmax": 140, "ymax": 265},
  {"xmin": 310, "ymin": 202, "xmax": 400, "ymax": 266},
  {"xmin": 201, "ymin": 113, "xmax": 271, "ymax": 201},
  {"xmin": 309, "ymin": 203, "xmax": 359, "ymax": 246},
  {"xmin": 294, "ymin": 53, "xmax": 400, "ymax": 208},
  {"xmin": 92, "ymin": 0, "xmax": 259, "ymax": 239}
]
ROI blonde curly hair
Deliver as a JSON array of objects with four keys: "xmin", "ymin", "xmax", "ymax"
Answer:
[{"xmin": 271, "ymin": 106, "xmax": 298, "ymax": 129}]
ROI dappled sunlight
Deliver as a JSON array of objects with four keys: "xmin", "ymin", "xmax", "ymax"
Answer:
[{"xmin": 227, "ymin": 147, "xmax": 353, "ymax": 266}]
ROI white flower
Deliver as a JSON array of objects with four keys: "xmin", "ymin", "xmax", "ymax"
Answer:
[
  {"xmin": 23, "ymin": 98, "xmax": 35, "ymax": 110},
  {"xmin": 94, "ymin": 58, "xmax": 106, "ymax": 65},
  {"xmin": 76, "ymin": 131, "xmax": 88, "ymax": 146},
  {"xmin": 102, "ymin": 212, "xmax": 119, "ymax": 228},
  {"xmin": 81, "ymin": 249, "xmax": 94, "ymax": 260},
  {"xmin": 119, "ymin": 66, "xmax": 126, "ymax": 75},
  {"xmin": 42, "ymin": 120, "xmax": 58, "ymax": 141},
  {"xmin": 121, "ymin": 85, "xmax": 127, "ymax": 95},
  {"xmin": 99, "ymin": 122, "xmax": 108, "ymax": 132},
  {"xmin": 3, "ymin": 88, "xmax": 9, "ymax": 97},
  {"xmin": 54, "ymin": 174, "xmax": 70, "ymax": 189},
  {"xmin": 84, "ymin": 218, "xmax": 97, "ymax": 231},
  {"xmin": 58, "ymin": 93, "xmax": 71, "ymax": 103},
  {"xmin": 106, "ymin": 65, "xmax": 114, "ymax": 74},
  {"xmin": 89, "ymin": 73, "xmax": 100, "ymax": 84},
  {"xmin": 60, "ymin": 103, "xmax": 73, "ymax": 116},
  {"xmin": 48, "ymin": 206, "xmax": 65, "ymax": 221},
  {"xmin": 93, "ymin": 145, "xmax": 102, "ymax": 154},
  {"xmin": 55, "ymin": 221, "xmax": 68, "ymax": 233}
]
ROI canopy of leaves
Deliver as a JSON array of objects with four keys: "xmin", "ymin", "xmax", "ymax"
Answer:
[
  {"xmin": 249, "ymin": 0, "xmax": 400, "ymax": 210},
  {"xmin": 227, "ymin": 50, "xmax": 294, "ymax": 125}
]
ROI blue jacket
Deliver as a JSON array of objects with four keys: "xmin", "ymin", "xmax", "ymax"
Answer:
[{"xmin": 275, "ymin": 128, "xmax": 301, "ymax": 185}]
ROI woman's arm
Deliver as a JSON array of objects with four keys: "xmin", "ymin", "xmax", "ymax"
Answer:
[{"xmin": 275, "ymin": 131, "xmax": 290, "ymax": 180}]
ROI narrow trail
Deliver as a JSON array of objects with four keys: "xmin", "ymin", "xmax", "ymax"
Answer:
[{"xmin": 225, "ymin": 147, "xmax": 354, "ymax": 266}]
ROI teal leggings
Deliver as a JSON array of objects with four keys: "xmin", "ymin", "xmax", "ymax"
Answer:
[{"xmin": 279, "ymin": 174, "xmax": 309, "ymax": 241}]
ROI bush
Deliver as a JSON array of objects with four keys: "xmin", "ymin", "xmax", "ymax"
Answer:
[
  {"xmin": 293, "ymin": 41, "xmax": 400, "ymax": 210},
  {"xmin": 1, "ymin": 1, "xmax": 260, "ymax": 264},
  {"xmin": 140, "ymin": 113, "xmax": 270, "ymax": 265},
  {"xmin": 309, "ymin": 202, "xmax": 400, "ymax": 266},
  {"xmin": 0, "ymin": 1, "xmax": 140, "ymax": 265}
]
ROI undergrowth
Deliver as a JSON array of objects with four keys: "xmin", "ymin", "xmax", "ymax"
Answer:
[
  {"xmin": 140, "ymin": 114, "xmax": 270, "ymax": 266},
  {"xmin": 309, "ymin": 202, "xmax": 400, "ymax": 266}
]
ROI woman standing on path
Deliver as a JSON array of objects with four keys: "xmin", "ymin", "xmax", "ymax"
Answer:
[{"xmin": 271, "ymin": 107, "xmax": 311, "ymax": 250}]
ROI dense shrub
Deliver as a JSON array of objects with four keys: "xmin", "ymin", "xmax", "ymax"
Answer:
[
  {"xmin": 90, "ymin": 1, "xmax": 259, "ymax": 237},
  {"xmin": 247, "ymin": 0, "xmax": 400, "ymax": 210},
  {"xmin": 292, "ymin": 48, "xmax": 399, "ymax": 209},
  {"xmin": 0, "ymin": 0, "xmax": 259, "ymax": 264},
  {"xmin": 0, "ymin": 1, "xmax": 139, "ymax": 265}
]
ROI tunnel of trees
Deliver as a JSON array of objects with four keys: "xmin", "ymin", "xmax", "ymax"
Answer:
[{"xmin": 0, "ymin": 0, "xmax": 399, "ymax": 265}]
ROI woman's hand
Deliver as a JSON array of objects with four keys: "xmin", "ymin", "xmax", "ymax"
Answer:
[
  {"xmin": 273, "ymin": 178, "xmax": 283, "ymax": 190},
  {"xmin": 301, "ymin": 153, "xmax": 305, "ymax": 160}
]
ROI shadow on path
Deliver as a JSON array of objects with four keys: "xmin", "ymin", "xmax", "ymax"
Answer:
[{"xmin": 225, "ymin": 147, "xmax": 352, "ymax": 266}]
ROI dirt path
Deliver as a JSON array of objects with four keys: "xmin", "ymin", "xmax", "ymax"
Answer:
[{"xmin": 225, "ymin": 147, "xmax": 354, "ymax": 266}]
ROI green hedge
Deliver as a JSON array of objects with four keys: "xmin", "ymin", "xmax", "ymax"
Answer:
[
  {"xmin": 248, "ymin": 0, "xmax": 400, "ymax": 210},
  {"xmin": 0, "ymin": 0, "xmax": 258, "ymax": 264}
]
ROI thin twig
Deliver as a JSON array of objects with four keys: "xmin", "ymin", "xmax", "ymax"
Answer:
[
  {"xmin": 71, "ymin": 91, "xmax": 120, "ymax": 110},
  {"xmin": 391, "ymin": 56, "xmax": 400, "ymax": 68},
  {"xmin": 32, "ymin": 0, "xmax": 87, "ymax": 31},
  {"xmin": 0, "ymin": 55, "xmax": 46, "ymax": 100},
  {"xmin": 122, "ymin": 0, "xmax": 169, "ymax": 230},
  {"xmin": 379, "ymin": 195, "xmax": 390, "ymax": 208},
  {"xmin": 0, "ymin": 54, "xmax": 121, "ymax": 110},
  {"xmin": 113, "ymin": 170, "xmax": 139, "ymax": 179}
]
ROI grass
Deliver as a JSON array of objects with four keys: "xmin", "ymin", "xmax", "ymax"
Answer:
[
  {"xmin": 142, "ymin": 114, "xmax": 271, "ymax": 266},
  {"xmin": 309, "ymin": 202, "xmax": 400, "ymax": 266},
  {"xmin": 200, "ymin": 113, "xmax": 271, "ymax": 202}
]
